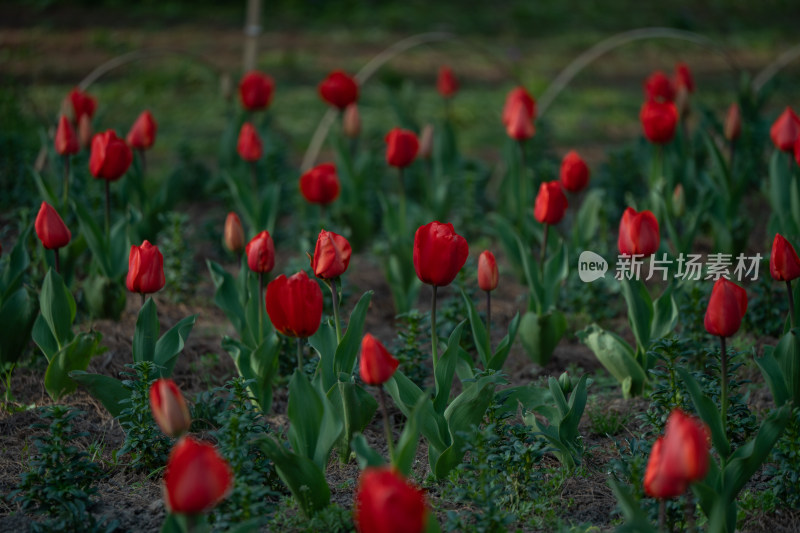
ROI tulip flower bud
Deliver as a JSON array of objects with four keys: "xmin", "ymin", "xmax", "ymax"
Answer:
[
  {"xmin": 477, "ymin": 250, "xmax": 498, "ymax": 292},
  {"xmin": 502, "ymin": 86, "xmax": 536, "ymax": 125},
  {"xmin": 413, "ymin": 221, "xmax": 469, "ymax": 287},
  {"xmin": 164, "ymin": 437, "xmax": 233, "ymax": 514},
  {"xmin": 312, "ymin": 230, "xmax": 352, "ymax": 280},
  {"xmin": 237, "ymin": 122, "xmax": 262, "ymax": 162},
  {"xmin": 704, "ymin": 278, "xmax": 748, "ymax": 338},
  {"xmin": 223, "ymin": 212, "xmax": 245, "ymax": 253},
  {"xmin": 674, "ymin": 63, "xmax": 695, "ymax": 94},
  {"xmin": 343, "ymin": 103, "xmax": 361, "ymax": 139},
  {"xmin": 533, "ymin": 181, "xmax": 568, "ymax": 225},
  {"xmin": 437, "ymin": 65, "xmax": 459, "ymax": 99},
  {"xmin": 149, "ymin": 378, "xmax": 192, "ymax": 438},
  {"xmin": 770, "ymin": 107, "xmax": 800, "ymax": 152},
  {"xmin": 126, "ymin": 110, "xmax": 157, "ymax": 150},
  {"xmin": 385, "ymin": 128, "xmax": 420, "ymax": 168},
  {"xmin": 558, "ymin": 371, "xmax": 573, "ymax": 395},
  {"xmin": 419, "ymin": 124, "xmax": 434, "ymax": 160},
  {"xmin": 643, "ymin": 71, "xmax": 675, "ymax": 103},
  {"xmin": 770, "ymin": 233, "xmax": 800, "ymax": 282},
  {"xmin": 55, "ymin": 116, "xmax": 79, "ymax": 156},
  {"xmin": 504, "ymin": 99, "xmax": 535, "ymax": 141},
  {"xmin": 239, "ymin": 70, "xmax": 275, "ymax": 111},
  {"xmin": 724, "ymin": 103, "xmax": 741, "ymax": 142},
  {"xmin": 559, "ymin": 150, "xmax": 590, "ymax": 192},
  {"xmin": 640, "ymin": 101, "xmax": 678, "ymax": 145},
  {"xmin": 245, "ymin": 230, "xmax": 275, "ymax": 274},
  {"xmin": 359, "ymin": 333, "xmax": 399, "ymax": 386},
  {"xmin": 78, "ymin": 114, "xmax": 93, "ymax": 150},
  {"xmin": 35, "ymin": 202, "xmax": 71, "ymax": 250},
  {"xmin": 266, "ymin": 271, "xmax": 324, "ymax": 338},
  {"xmin": 355, "ymin": 467, "xmax": 428, "ymax": 533},
  {"xmin": 89, "ymin": 130, "xmax": 133, "ymax": 180},
  {"xmin": 617, "ymin": 207, "xmax": 660, "ymax": 257},
  {"xmin": 672, "ymin": 184, "xmax": 685, "ymax": 217},
  {"xmin": 319, "ymin": 70, "xmax": 359, "ymax": 110},
  {"xmin": 300, "ymin": 163, "xmax": 341, "ymax": 205},
  {"xmin": 126, "ymin": 240, "xmax": 165, "ymax": 295},
  {"xmin": 68, "ymin": 88, "xmax": 97, "ymax": 124}
]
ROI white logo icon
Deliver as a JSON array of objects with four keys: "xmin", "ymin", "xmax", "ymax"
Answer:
[{"xmin": 578, "ymin": 251, "xmax": 608, "ymax": 283}]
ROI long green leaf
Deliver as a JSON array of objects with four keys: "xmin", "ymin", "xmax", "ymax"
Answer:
[
  {"xmin": 433, "ymin": 321, "xmax": 465, "ymax": 414},
  {"xmin": 578, "ymin": 324, "xmax": 645, "ymax": 398},
  {"xmin": 45, "ymin": 332, "xmax": 102, "ymax": 401},
  {"xmin": 133, "ymin": 297, "xmax": 158, "ymax": 364},
  {"xmin": 620, "ymin": 278, "xmax": 653, "ymax": 352},
  {"xmin": 461, "ymin": 289, "xmax": 490, "ymax": 368},
  {"xmin": 40, "ymin": 269, "xmax": 76, "ymax": 349},
  {"xmin": 0, "ymin": 288, "xmax": 37, "ymax": 366},
  {"xmin": 488, "ymin": 312, "xmax": 520, "ymax": 371},
  {"xmin": 333, "ymin": 291, "xmax": 373, "ymax": 377},
  {"xmin": 69, "ymin": 371, "xmax": 130, "ymax": 418},
  {"xmin": 678, "ymin": 368, "xmax": 730, "ymax": 459},
  {"xmin": 154, "ymin": 314, "xmax": 197, "ymax": 377},
  {"xmin": 287, "ymin": 370, "xmax": 343, "ymax": 470},
  {"xmin": 258, "ymin": 437, "xmax": 330, "ymax": 517}
]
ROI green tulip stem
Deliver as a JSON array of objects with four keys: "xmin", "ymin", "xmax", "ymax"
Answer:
[
  {"xmin": 540, "ymin": 223, "xmax": 550, "ymax": 271},
  {"xmin": 431, "ymin": 285, "xmax": 439, "ymax": 369},
  {"xmin": 328, "ymin": 279, "xmax": 342, "ymax": 344},
  {"xmin": 787, "ymin": 280, "xmax": 796, "ymax": 328},
  {"xmin": 397, "ymin": 167, "xmax": 407, "ymax": 233},
  {"xmin": 259, "ymin": 272, "xmax": 265, "ymax": 343},
  {"xmin": 62, "ymin": 155, "xmax": 70, "ymax": 206},
  {"xmin": 104, "ymin": 180, "xmax": 111, "ymax": 238},
  {"xmin": 720, "ymin": 335, "xmax": 728, "ymax": 441},
  {"xmin": 486, "ymin": 290, "xmax": 492, "ymax": 342},
  {"xmin": 378, "ymin": 386, "xmax": 394, "ymax": 462},
  {"xmin": 54, "ymin": 249, "xmax": 61, "ymax": 274},
  {"xmin": 296, "ymin": 337, "xmax": 304, "ymax": 372}
]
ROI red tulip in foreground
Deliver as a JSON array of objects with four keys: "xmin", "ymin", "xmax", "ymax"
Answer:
[
  {"xmin": 55, "ymin": 115, "xmax": 79, "ymax": 156},
  {"xmin": 126, "ymin": 240, "xmax": 166, "ymax": 297},
  {"xmin": 770, "ymin": 107, "xmax": 800, "ymax": 153},
  {"xmin": 90, "ymin": 130, "xmax": 133, "ymax": 181},
  {"xmin": 149, "ymin": 379, "xmax": 191, "ymax": 438},
  {"xmin": 319, "ymin": 70, "xmax": 359, "ymax": 110},
  {"xmin": 35, "ymin": 202, "xmax": 71, "ymax": 272},
  {"xmin": 239, "ymin": 70, "xmax": 275, "ymax": 111},
  {"xmin": 312, "ymin": 230, "xmax": 352, "ymax": 280},
  {"xmin": 266, "ymin": 271, "xmax": 323, "ymax": 339},
  {"xmin": 163, "ymin": 436, "xmax": 233, "ymax": 515},
  {"xmin": 354, "ymin": 467, "xmax": 427, "ymax": 533},
  {"xmin": 385, "ymin": 128, "xmax": 419, "ymax": 168},
  {"xmin": 617, "ymin": 207, "xmax": 660, "ymax": 257},
  {"xmin": 644, "ymin": 409, "xmax": 710, "ymax": 500},
  {"xmin": 413, "ymin": 221, "xmax": 469, "ymax": 288},
  {"xmin": 559, "ymin": 150, "xmax": 590, "ymax": 192},
  {"xmin": 724, "ymin": 103, "xmax": 741, "ymax": 142},
  {"xmin": 223, "ymin": 212, "xmax": 245, "ymax": 254},
  {"xmin": 502, "ymin": 86, "xmax": 536, "ymax": 126},
  {"xmin": 640, "ymin": 100, "xmax": 678, "ymax": 145},
  {"xmin": 359, "ymin": 334, "xmax": 399, "ymax": 386},
  {"xmin": 771, "ymin": 233, "xmax": 800, "ymax": 326},
  {"xmin": 126, "ymin": 110, "xmax": 157, "ymax": 151},
  {"xmin": 299, "ymin": 163, "xmax": 341, "ymax": 205},
  {"xmin": 704, "ymin": 278, "xmax": 748, "ymax": 339},
  {"xmin": 245, "ymin": 231, "xmax": 275, "ymax": 274},
  {"xmin": 643, "ymin": 71, "xmax": 675, "ymax": 103},
  {"xmin": 236, "ymin": 122, "xmax": 262, "ymax": 162},
  {"xmin": 437, "ymin": 65, "xmax": 458, "ymax": 99},
  {"xmin": 68, "ymin": 88, "xmax": 96, "ymax": 124}
]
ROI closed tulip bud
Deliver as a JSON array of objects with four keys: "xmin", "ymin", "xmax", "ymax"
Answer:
[
  {"xmin": 354, "ymin": 467, "xmax": 428, "ymax": 533},
  {"xmin": 126, "ymin": 110, "xmax": 157, "ymax": 150},
  {"xmin": 35, "ymin": 202, "xmax": 71, "ymax": 250},
  {"xmin": 300, "ymin": 162, "xmax": 340, "ymax": 205},
  {"xmin": 343, "ymin": 103, "xmax": 361, "ymax": 139},
  {"xmin": 643, "ymin": 71, "xmax": 676, "ymax": 103},
  {"xmin": 704, "ymin": 278, "xmax": 748, "ymax": 338},
  {"xmin": 55, "ymin": 115, "xmax": 79, "ymax": 156},
  {"xmin": 674, "ymin": 63, "xmax": 695, "ymax": 94},
  {"xmin": 238, "ymin": 70, "xmax": 275, "ymax": 111},
  {"xmin": 237, "ymin": 122, "xmax": 262, "ymax": 162},
  {"xmin": 319, "ymin": 70, "xmax": 359, "ymax": 110},
  {"xmin": 419, "ymin": 124, "xmax": 434, "ymax": 160},
  {"xmin": 223, "ymin": 212, "xmax": 245, "ymax": 253},
  {"xmin": 672, "ymin": 183, "xmax": 685, "ymax": 217},
  {"xmin": 724, "ymin": 103, "xmax": 741, "ymax": 142},
  {"xmin": 504, "ymin": 99, "xmax": 535, "ymax": 141},
  {"xmin": 385, "ymin": 128, "xmax": 419, "ymax": 168},
  {"xmin": 149, "ymin": 379, "xmax": 191, "ymax": 438},
  {"xmin": 558, "ymin": 371, "xmax": 573, "ymax": 395},
  {"xmin": 534, "ymin": 181, "xmax": 568, "ymax": 225},
  {"xmin": 413, "ymin": 221, "xmax": 469, "ymax": 287},
  {"xmin": 312, "ymin": 230, "xmax": 352, "ymax": 280},
  {"xmin": 617, "ymin": 207, "xmax": 660, "ymax": 257},
  {"xmin": 126, "ymin": 240, "xmax": 165, "ymax": 295},
  {"xmin": 163, "ymin": 436, "xmax": 233, "ymax": 514},
  {"xmin": 640, "ymin": 101, "xmax": 678, "ymax": 145},
  {"xmin": 78, "ymin": 114, "xmax": 93, "ymax": 149},
  {"xmin": 359, "ymin": 334, "xmax": 399, "ymax": 386},
  {"xmin": 266, "ymin": 271, "xmax": 323, "ymax": 338},
  {"xmin": 770, "ymin": 107, "xmax": 800, "ymax": 152},
  {"xmin": 89, "ymin": 130, "xmax": 133, "ymax": 180},
  {"xmin": 644, "ymin": 438, "xmax": 686, "ymax": 499},
  {"xmin": 770, "ymin": 233, "xmax": 800, "ymax": 282},
  {"xmin": 502, "ymin": 86, "xmax": 536, "ymax": 125},
  {"xmin": 477, "ymin": 250, "xmax": 499, "ymax": 292},
  {"xmin": 559, "ymin": 150, "xmax": 590, "ymax": 192},
  {"xmin": 68, "ymin": 88, "xmax": 97, "ymax": 124},
  {"xmin": 245, "ymin": 230, "xmax": 275, "ymax": 274},
  {"xmin": 437, "ymin": 65, "xmax": 458, "ymax": 98}
]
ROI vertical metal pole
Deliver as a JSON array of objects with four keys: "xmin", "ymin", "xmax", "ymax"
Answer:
[{"xmin": 243, "ymin": 0, "xmax": 262, "ymax": 72}]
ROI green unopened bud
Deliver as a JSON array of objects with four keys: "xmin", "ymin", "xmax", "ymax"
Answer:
[{"xmin": 558, "ymin": 371, "xmax": 573, "ymax": 395}]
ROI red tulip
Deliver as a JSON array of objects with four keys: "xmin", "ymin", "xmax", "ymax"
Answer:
[
  {"xmin": 89, "ymin": 130, "xmax": 133, "ymax": 180},
  {"xmin": 617, "ymin": 207, "xmax": 660, "ymax": 257},
  {"xmin": 359, "ymin": 334, "xmax": 399, "ymax": 386},
  {"xmin": 559, "ymin": 150, "xmax": 590, "ymax": 192},
  {"xmin": 770, "ymin": 233, "xmax": 800, "ymax": 282},
  {"xmin": 312, "ymin": 230, "xmax": 352, "ymax": 280},
  {"xmin": 126, "ymin": 110, "xmax": 157, "ymax": 150},
  {"xmin": 238, "ymin": 70, "xmax": 275, "ymax": 111},
  {"xmin": 770, "ymin": 107, "xmax": 800, "ymax": 152},
  {"xmin": 354, "ymin": 467, "xmax": 427, "ymax": 533},
  {"xmin": 477, "ymin": 251, "xmax": 498, "ymax": 292},
  {"xmin": 223, "ymin": 212, "xmax": 245, "ymax": 254},
  {"xmin": 126, "ymin": 240, "xmax": 165, "ymax": 295},
  {"xmin": 437, "ymin": 65, "xmax": 459, "ymax": 98},
  {"xmin": 704, "ymin": 278, "xmax": 748, "ymax": 338},
  {"xmin": 318, "ymin": 70, "xmax": 359, "ymax": 110},
  {"xmin": 502, "ymin": 86, "xmax": 536, "ymax": 125},
  {"xmin": 385, "ymin": 128, "xmax": 419, "ymax": 168},
  {"xmin": 644, "ymin": 410, "xmax": 710, "ymax": 499},
  {"xmin": 266, "ymin": 271, "xmax": 323, "ymax": 338},
  {"xmin": 245, "ymin": 230, "xmax": 275, "ymax": 274},
  {"xmin": 237, "ymin": 122, "xmax": 262, "ymax": 162},
  {"xmin": 149, "ymin": 379, "xmax": 191, "ymax": 438},
  {"xmin": 795, "ymin": 136, "xmax": 800, "ymax": 168},
  {"xmin": 724, "ymin": 103, "xmax": 741, "ymax": 142},
  {"xmin": 504, "ymin": 99, "xmax": 535, "ymax": 141},
  {"xmin": 674, "ymin": 63, "xmax": 694, "ymax": 94},
  {"xmin": 34, "ymin": 202, "xmax": 71, "ymax": 250},
  {"xmin": 644, "ymin": 438, "xmax": 685, "ymax": 499},
  {"xmin": 343, "ymin": 103, "xmax": 361, "ymax": 139},
  {"xmin": 413, "ymin": 221, "xmax": 469, "ymax": 287},
  {"xmin": 68, "ymin": 88, "xmax": 96, "ymax": 123},
  {"xmin": 533, "ymin": 181, "xmax": 568, "ymax": 225},
  {"xmin": 163, "ymin": 436, "xmax": 233, "ymax": 514},
  {"xmin": 643, "ymin": 71, "xmax": 675, "ymax": 103},
  {"xmin": 299, "ymin": 162, "xmax": 341, "ymax": 205},
  {"xmin": 55, "ymin": 116, "xmax": 79, "ymax": 156},
  {"xmin": 640, "ymin": 101, "xmax": 678, "ymax": 144}
]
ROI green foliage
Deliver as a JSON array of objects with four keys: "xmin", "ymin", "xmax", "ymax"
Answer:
[
  {"xmin": 269, "ymin": 500, "xmax": 355, "ymax": 533},
  {"xmin": 10, "ymin": 406, "xmax": 116, "ymax": 533},
  {"xmin": 157, "ymin": 211, "xmax": 199, "ymax": 304},
  {"xmin": 393, "ymin": 309, "xmax": 430, "ymax": 388},
  {"xmin": 767, "ymin": 408, "xmax": 800, "ymax": 508}
]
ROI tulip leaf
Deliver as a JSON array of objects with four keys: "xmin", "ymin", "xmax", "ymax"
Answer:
[
  {"xmin": 309, "ymin": 321, "xmax": 338, "ymax": 391},
  {"xmin": 651, "ymin": 284, "xmax": 679, "ymax": 342},
  {"xmin": 519, "ymin": 310, "xmax": 566, "ymax": 366},
  {"xmin": 73, "ymin": 201, "xmax": 113, "ymax": 278},
  {"xmin": 677, "ymin": 367, "xmax": 731, "ymax": 459},
  {"xmin": 394, "ymin": 393, "xmax": 426, "ymax": 476},
  {"xmin": 608, "ymin": 479, "xmax": 658, "ymax": 533},
  {"xmin": 258, "ymin": 436, "xmax": 330, "ymax": 517},
  {"xmin": 543, "ymin": 242, "xmax": 569, "ymax": 307},
  {"xmin": 40, "ymin": 268, "xmax": 76, "ymax": 350},
  {"xmin": 768, "ymin": 151, "xmax": 794, "ymax": 235},
  {"xmin": 494, "ymin": 383, "xmax": 552, "ymax": 418},
  {"xmin": 771, "ymin": 328, "xmax": 800, "ymax": 406},
  {"xmin": 287, "ymin": 369, "xmax": 343, "ymax": 470},
  {"xmin": 109, "ymin": 218, "xmax": 129, "ymax": 279},
  {"xmin": 488, "ymin": 312, "xmax": 520, "ymax": 371},
  {"xmin": 620, "ymin": 278, "xmax": 653, "ymax": 352},
  {"xmin": 153, "ymin": 314, "xmax": 197, "ymax": 378},
  {"xmin": 223, "ymin": 335, "xmax": 280, "ymax": 413},
  {"xmin": 488, "ymin": 213, "xmax": 526, "ymax": 283},
  {"xmin": 578, "ymin": 324, "xmax": 645, "ymax": 398},
  {"xmin": 133, "ymin": 297, "xmax": 158, "ymax": 364},
  {"xmin": 327, "ymin": 381, "xmax": 377, "ymax": 461},
  {"xmin": 207, "ymin": 260, "xmax": 247, "ymax": 340},
  {"xmin": 45, "ymin": 331, "xmax": 103, "ymax": 401},
  {"xmin": 461, "ymin": 289, "xmax": 490, "ymax": 368},
  {"xmin": 755, "ymin": 346, "xmax": 790, "ymax": 407},
  {"xmin": 571, "ymin": 189, "xmax": 605, "ymax": 249},
  {"xmin": 0, "ymin": 225, "xmax": 31, "ymax": 302},
  {"xmin": 333, "ymin": 291, "xmax": 373, "ymax": 377},
  {"xmin": 32, "ymin": 314, "xmax": 59, "ymax": 362},
  {"xmin": 30, "ymin": 168, "xmax": 59, "ymax": 212},
  {"xmin": 350, "ymin": 433, "xmax": 385, "ymax": 470},
  {"xmin": 385, "ymin": 371, "xmax": 449, "ymax": 453},
  {"xmin": 243, "ymin": 271, "xmax": 266, "ymax": 348},
  {"xmin": 69, "ymin": 371, "xmax": 130, "ymax": 418},
  {"xmin": 0, "ymin": 288, "xmax": 37, "ymax": 367},
  {"xmin": 433, "ymin": 321, "xmax": 465, "ymax": 414}
]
